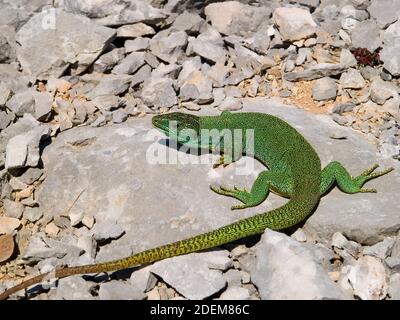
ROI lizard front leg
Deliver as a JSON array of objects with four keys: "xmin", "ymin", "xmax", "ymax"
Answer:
[
  {"xmin": 320, "ymin": 161, "xmax": 394, "ymax": 195},
  {"xmin": 210, "ymin": 170, "xmax": 293, "ymax": 210}
]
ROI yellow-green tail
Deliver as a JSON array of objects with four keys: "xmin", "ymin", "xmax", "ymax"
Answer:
[{"xmin": 0, "ymin": 195, "xmax": 316, "ymax": 300}]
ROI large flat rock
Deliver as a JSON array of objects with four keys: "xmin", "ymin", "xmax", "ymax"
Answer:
[{"xmin": 37, "ymin": 98, "xmax": 399, "ymax": 261}]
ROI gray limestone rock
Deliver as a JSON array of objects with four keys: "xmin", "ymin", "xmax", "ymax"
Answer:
[
  {"xmin": 58, "ymin": 0, "xmax": 167, "ymax": 26},
  {"xmin": 171, "ymin": 11, "xmax": 204, "ymax": 33},
  {"xmin": 112, "ymin": 52, "xmax": 146, "ymax": 75},
  {"xmin": 15, "ymin": 9, "xmax": 115, "ymax": 79},
  {"xmin": 3, "ymin": 199, "xmax": 24, "ymax": 219},
  {"xmin": 50, "ymin": 276, "xmax": 94, "ymax": 300},
  {"xmin": 125, "ymin": 38, "xmax": 150, "ymax": 53},
  {"xmin": 87, "ymin": 75, "xmax": 133, "ymax": 99},
  {"xmin": 187, "ymin": 37, "xmax": 227, "ymax": 64},
  {"xmin": 130, "ymin": 265, "xmax": 158, "ymax": 293},
  {"xmin": 93, "ymin": 48, "xmax": 126, "ymax": 73},
  {"xmin": 284, "ymin": 63, "xmax": 349, "ymax": 81},
  {"xmin": 351, "ymin": 20, "xmax": 382, "ymax": 52},
  {"xmin": 370, "ymin": 78, "xmax": 399, "ymax": 105},
  {"xmin": 179, "ymin": 70, "xmax": 213, "ymax": 104},
  {"xmin": 388, "ymin": 273, "xmax": 400, "ymax": 300},
  {"xmin": 218, "ymin": 96, "xmax": 243, "ymax": 111},
  {"xmin": 112, "ymin": 110, "xmax": 128, "ymax": 124},
  {"xmin": 312, "ymin": 77, "xmax": 337, "ymax": 101},
  {"xmin": 23, "ymin": 206, "xmax": 43, "ymax": 223},
  {"xmin": 204, "ymin": 1, "xmax": 272, "ymax": 37},
  {"xmin": 0, "ymin": 111, "xmax": 14, "ymax": 130},
  {"xmin": 6, "ymin": 90, "xmax": 35, "ymax": 116},
  {"xmin": 141, "ymin": 77, "xmax": 177, "ymax": 109},
  {"xmin": 151, "ymin": 253, "xmax": 226, "ymax": 300},
  {"xmin": 348, "ymin": 256, "xmax": 389, "ymax": 300},
  {"xmin": 363, "ymin": 238, "xmax": 396, "ymax": 259},
  {"xmin": 218, "ymin": 287, "xmax": 251, "ymax": 300},
  {"xmin": 0, "ymin": 82, "xmax": 11, "ymax": 106},
  {"xmin": 331, "ymin": 232, "xmax": 360, "ymax": 258},
  {"xmin": 116, "ymin": 23, "xmax": 155, "ymax": 38},
  {"xmin": 150, "ymin": 30, "xmax": 188, "ymax": 64},
  {"xmin": 98, "ymin": 281, "xmax": 145, "ymax": 300},
  {"xmin": 380, "ymin": 20, "xmax": 400, "ymax": 77},
  {"xmin": 252, "ymin": 229, "xmax": 348, "ymax": 299},
  {"xmin": 340, "ymin": 68, "xmax": 365, "ymax": 89},
  {"xmin": 5, "ymin": 124, "xmax": 51, "ymax": 170},
  {"xmin": 273, "ymin": 7, "xmax": 317, "ymax": 41},
  {"xmin": 368, "ymin": 0, "xmax": 400, "ymax": 28},
  {"xmin": 22, "ymin": 233, "xmax": 81, "ymax": 264}
]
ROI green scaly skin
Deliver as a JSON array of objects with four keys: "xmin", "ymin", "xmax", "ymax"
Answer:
[{"xmin": 0, "ymin": 111, "xmax": 393, "ymax": 300}]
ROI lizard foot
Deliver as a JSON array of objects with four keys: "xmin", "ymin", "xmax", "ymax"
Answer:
[
  {"xmin": 213, "ymin": 155, "xmax": 229, "ymax": 168},
  {"xmin": 210, "ymin": 185, "xmax": 252, "ymax": 206},
  {"xmin": 361, "ymin": 165, "xmax": 394, "ymax": 181},
  {"xmin": 352, "ymin": 165, "xmax": 394, "ymax": 193}
]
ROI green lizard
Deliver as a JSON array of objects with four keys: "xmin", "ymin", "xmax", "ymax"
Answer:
[{"xmin": 0, "ymin": 111, "xmax": 393, "ymax": 300}]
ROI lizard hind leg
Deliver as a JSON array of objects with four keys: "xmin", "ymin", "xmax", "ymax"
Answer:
[
  {"xmin": 210, "ymin": 170, "xmax": 293, "ymax": 210},
  {"xmin": 320, "ymin": 161, "xmax": 394, "ymax": 195}
]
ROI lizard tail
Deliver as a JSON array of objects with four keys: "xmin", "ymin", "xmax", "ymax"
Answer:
[{"xmin": 0, "ymin": 195, "xmax": 317, "ymax": 300}]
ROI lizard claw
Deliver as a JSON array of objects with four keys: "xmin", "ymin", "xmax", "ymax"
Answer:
[{"xmin": 359, "ymin": 188, "xmax": 377, "ymax": 193}]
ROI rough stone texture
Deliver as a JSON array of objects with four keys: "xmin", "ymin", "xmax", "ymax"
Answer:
[
  {"xmin": 332, "ymin": 232, "xmax": 360, "ymax": 256},
  {"xmin": 5, "ymin": 125, "xmax": 51, "ymax": 170},
  {"xmin": 130, "ymin": 265, "xmax": 157, "ymax": 293},
  {"xmin": 312, "ymin": 77, "xmax": 337, "ymax": 101},
  {"xmin": 179, "ymin": 70, "xmax": 213, "ymax": 104},
  {"xmin": 252, "ymin": 229, "xmax": 348, "ymax": 299},
  {"xmin": 50, "ymin": 276, "xmax": 94, "ymax": 300},
  {"xmin": 15, "ymin": 9, "xmax": 116, "ymax": 79},
  {"xmin": 273, "ymin": 7, "xmax": 317, "ymax": 41},
  {"xmin": 98, "ymin": 281, "xmax": 145, "ymax": 300},
  {"xmin": 381, "ymin": 20, "xmax": 400, "ymax": 76},
  {"xmin": 112, "ymin": 52, "xmax": 146, "ymax": 75},
  {"xmin": 116, "ymin": 23, "xmax": 155, "ymax": 38},
  {"xmin": 24, "ymin": 207, "xmax": 43, "ymax": 222},
  {"xmin": 151, "ymin": 253, "xmax": 226, "ymax": 300},
  {"xmin": 204, "ymin": 1, "xmax": 272, "ymax": 37},
  {"xmin": 3, "ymin": 199, "xmax": 24, "ymax": 219},
  {"xmin": 388, "ymin": 273, "xmax": 400, "ymax": 300},
  {"xmin": 141, "ymin": 77, "xmax": 177, "ymax": 109},
  {"xmin": 87, "ymin": 74, "xmax": 132, "ymax": 99},
  {"xmin": 150, "ymin": 30, "xmax": 188, "ymax": 64},
  {"xmin": 35, "ymin": 98, "xmax": 400, "ymax": 261},
  {"xmin": 58, "ymin": 0, "xmax": 167, "ymax": 26},
  {"xmin": 6, "ymin": 88, "xmax": 53, "ymax": 121},
  {"xmin": 363, "ymin": 238, "xmax": 396, "ymax": 259},
  {"xmin": 0, "ymin": 111, "xmax": 13, "ymax": 130},
  {"xmin": 218, "ymin": 287, "xmax": 251, "ymax": 300},
  {"xmin": 93, "ymin": 48, "xmax": 126, "ymax": 73},
  {"xmin": 171, "ymin": 11, "xmax": 204, "ymax": 33},
  {"xmin": 284, "ymin": 63, "xmax": 349, "ymax": 81},
  {"xmin": 187, "ymin": 37, "xmax": 227, "ymax": 63},
  {"xmin": 22, "ymin": 233, "xmax": 82, "ymax": 264},
  {"xmin": 348, "ymin": 256, "xmax": 389, "ymax": 300},
  {"xmin": 125, "ymin": 38, "xmax": 150, "ymax": 52},
  {"xmin": 340, "ymin": 68, "xmax": 365, "ymax": 89},
  {"xmin": 370, "ymin": 78, "xmax": 399, "ymax": 105},
  {"xmin": 351, "ymin": 20, "xmax": 382, "ymax": 52},
  {"xmin": 368, "ymin": 0, "xmax": 400, "ymax": 28}
]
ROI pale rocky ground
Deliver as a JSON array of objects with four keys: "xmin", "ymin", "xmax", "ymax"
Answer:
[{"xmin": 0, "ymin": 0, "xmax": 399, "ymax": 300}]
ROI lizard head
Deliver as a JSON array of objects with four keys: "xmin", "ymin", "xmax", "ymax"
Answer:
[{"xmin": 152, "ymin": 112, "xmax": 203, "ymax": 147}]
